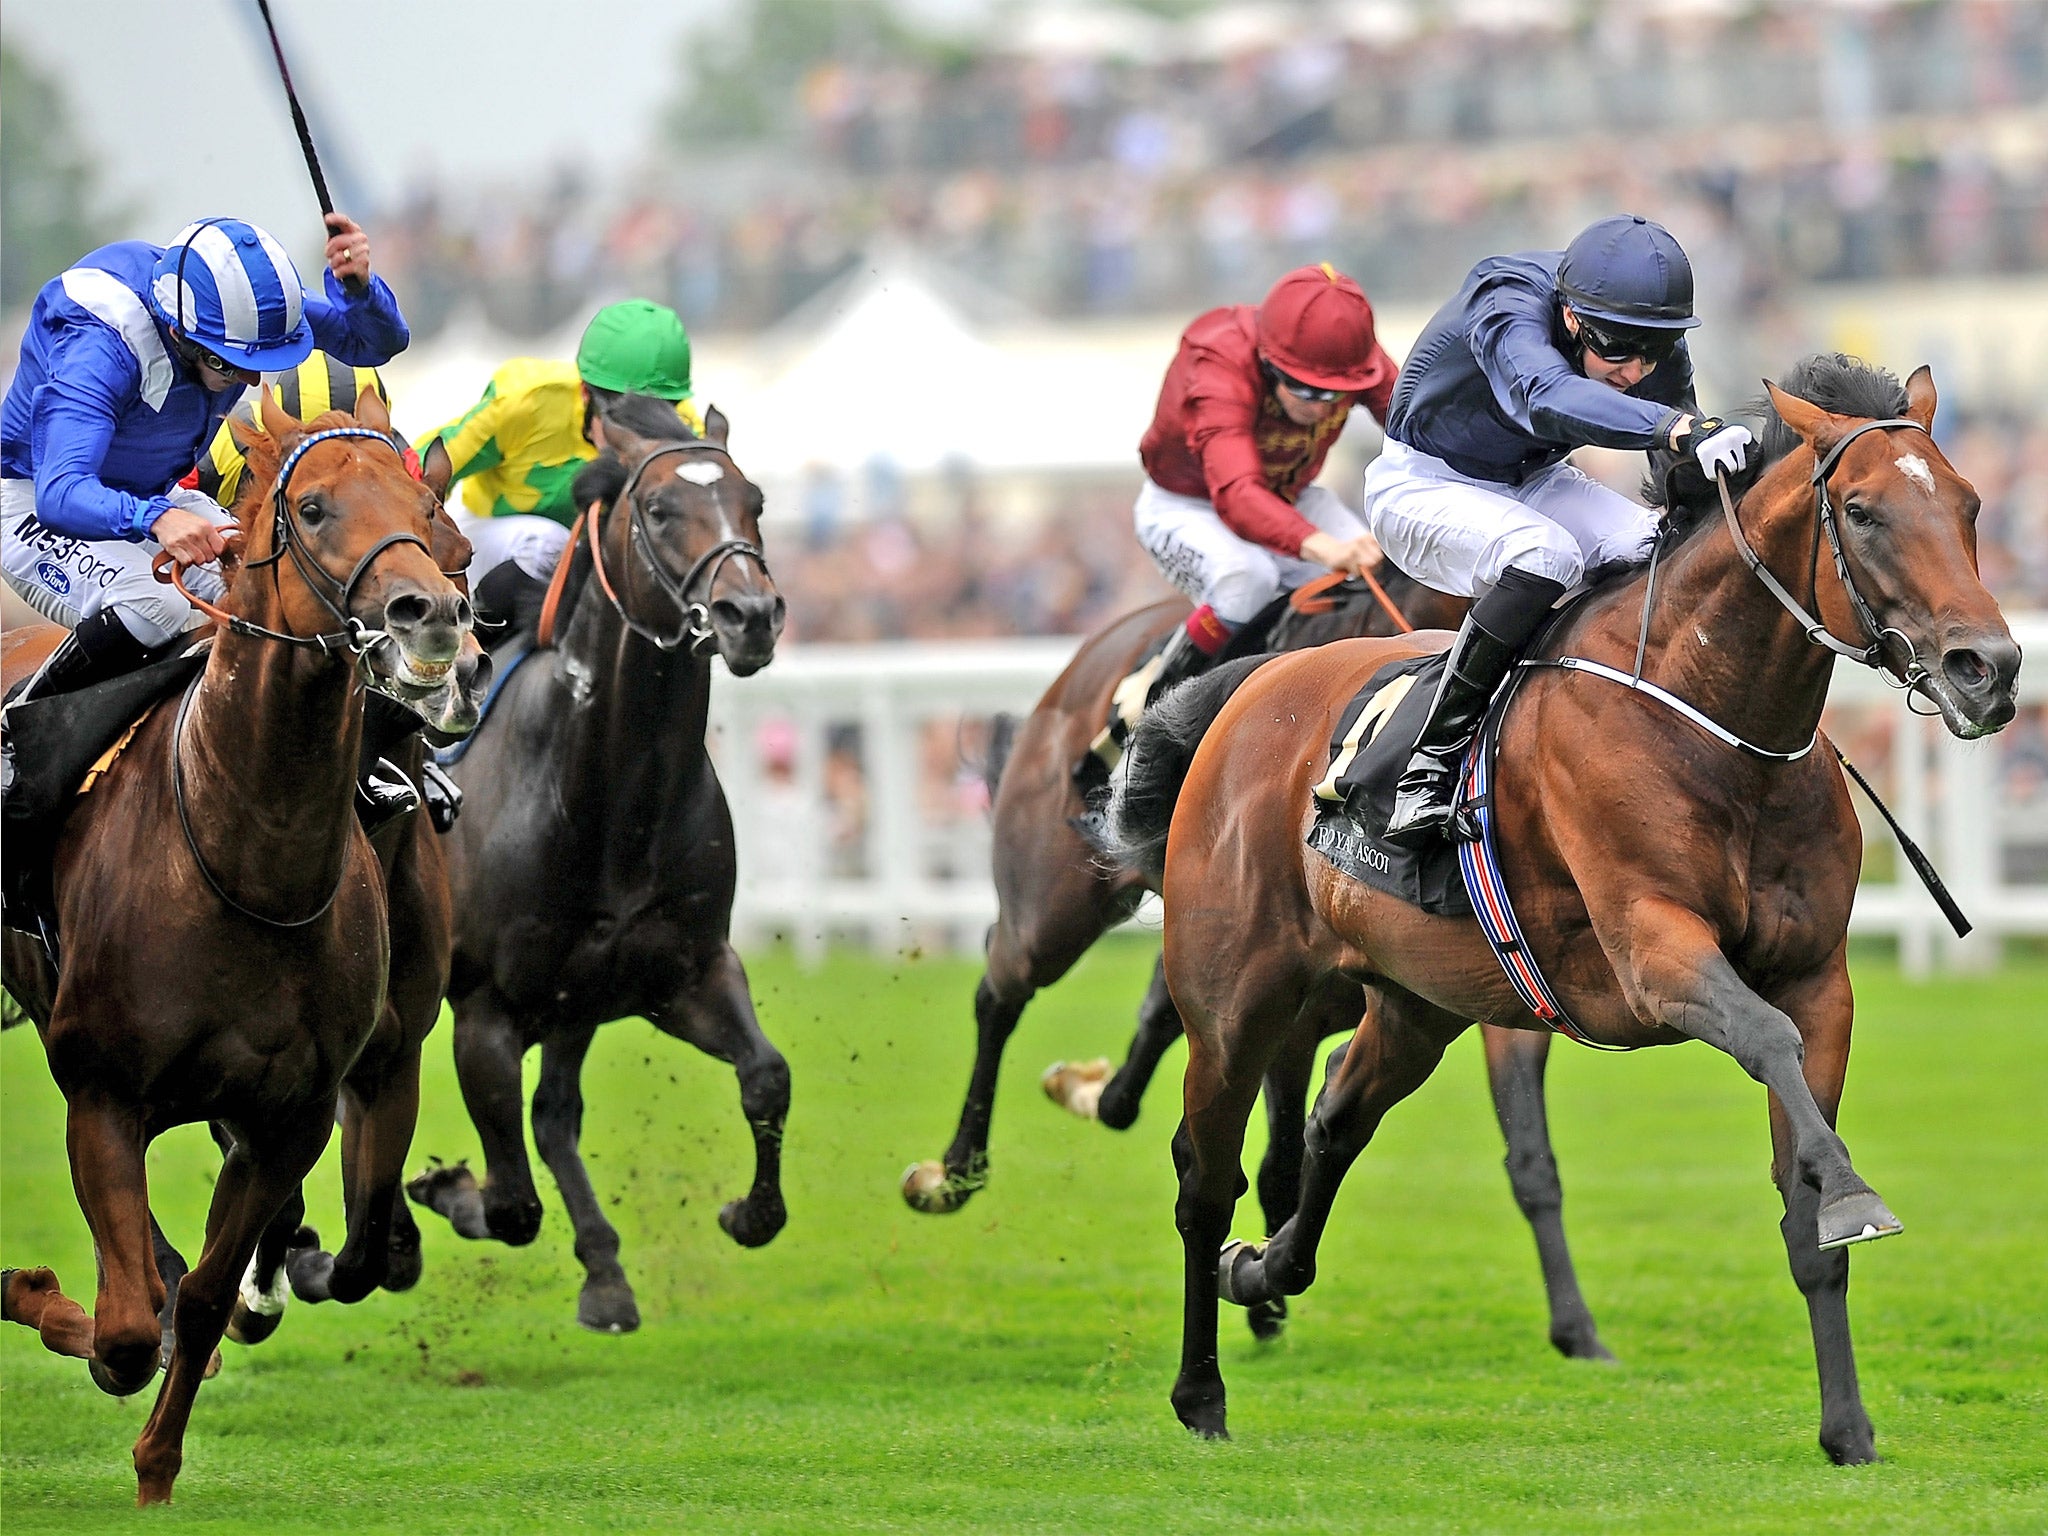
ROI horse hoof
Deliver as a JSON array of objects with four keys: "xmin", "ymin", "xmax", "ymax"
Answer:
[
  {"xmin": 1551, "ymin": 1329, "xmax": 1617, "ymax": 1363},
  {"xmin": 577, "ymin": 1278, "xmax": 641, "ymax": 1335},
  {"xmin": 1822, "ymin": 1418, "xmax": 1880, "ymax": 1466},
  {"xmin": 900, "ymin": 1160, "xmax": 976, "ymax": 1215},
  {"xmin": 718, "ymin": 1193, "xmax": 787, "ymax": 1249},
  {"xmin": 383, "ymin": 1241, "xmax": 424, "ymax": 1294},
  {"xmin": 1245, "ymin": 1296, "xmax": 1288, "ymax": 1341},
  {"xmin": 88, "ymin": 1348, "xmax": 157, "ymax": 1398},
  {"xmin": 225, "ymin": 1303, "xmax": 284, "ymax": 1348},
  {"xmin": 1171, "ymin": 1383, "xmax": 1230, "ymax": 1440},
  {"xmin": 1040, "ymin": 1058, "xmax": 1111, "ymax": 1120},
  {"xmin": 286, "ymin": 1244, "xmax": 338, "ymax": 1304},
  {"xmin": 1215, "ymin": 1239, "xmax": 1264, "ymax": 1307},
  {"xmin": 406, "ymin": 1160, "xmax": 492, "ymax": 1240},
  {"xmin": 1817, "ymin": 1191, "xmax": 1903, "ymax": 1250}
]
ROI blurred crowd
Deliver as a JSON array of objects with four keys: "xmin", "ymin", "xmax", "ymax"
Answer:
[{"xmin": 376, "ymin": 0, "xmax": 2048, "ymax": 337}]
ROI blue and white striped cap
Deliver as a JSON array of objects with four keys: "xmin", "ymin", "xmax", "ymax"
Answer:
[{"xmin": 148, "ymin": 217, "xmax": 316, "ymax": 370}]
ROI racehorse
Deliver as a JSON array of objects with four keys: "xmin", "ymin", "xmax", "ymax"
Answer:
[
  {"xmin": 0, "ymin": 389, "xmax": 479, "ymax": 1503},
  {"xmin": 408, "ymin": 396, "xmax": 792, "ymax": 1333},
  {"xmin": 1108, "ymin": 357, "xmax": 2019, "ymax": 1460},
  {"xmin": 899, "ymin": 566, "xmax": 1617, "ymax": 1355}
]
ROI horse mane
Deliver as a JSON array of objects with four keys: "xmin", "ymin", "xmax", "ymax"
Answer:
[
  {"xmin": 570, "ymin": 392, "xmax": 703, "ymax": 512},
  {"xmin": 1645, "ymin": 352, "xmax": 1912, "ymax": 545}
]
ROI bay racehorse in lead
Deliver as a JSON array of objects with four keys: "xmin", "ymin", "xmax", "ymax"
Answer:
[
  {"xmin": 903, "ymin": 567, "xmax": 1618, "ymax": 1356},
  {"xmin": 408, "ymin": 397, "xmax": 791, "ymax": 1332},
  {"xmin": 0, "ymin": 390, "xmax": 480, "ymax": 1503},
  {"xmin": 1110, "ymin": 358, "xmax": 2018, "ymax": 1460}
]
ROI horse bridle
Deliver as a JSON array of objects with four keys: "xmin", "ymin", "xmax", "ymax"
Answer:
[
  {"xmin": 591, "ymin": 440, "xmax": 771, "ymax": 653},
  {"xmin": 1718, "ymin": 416, "xmax": 1936, "ymax": 697}
]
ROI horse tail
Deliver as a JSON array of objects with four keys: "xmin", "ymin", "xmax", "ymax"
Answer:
[
  {"xmin": 1105, "ymin": 656, "xmax": 1271, "ymax": 884},
  {"xmin": 976, "ymin": 712, "xmax": 1019, "ymax": 806}
]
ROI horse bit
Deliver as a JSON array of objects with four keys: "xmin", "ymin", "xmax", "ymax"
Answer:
[{"xmin": 596, "ymin": 440, "xmax": 772, "ymax": 653}]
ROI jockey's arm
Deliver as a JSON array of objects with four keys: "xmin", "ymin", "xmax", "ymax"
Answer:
[
  {"xmin": 418, "ymin": 388, "xmax": 513, "ymax": 493},
  {"xmin": 28, "ymin": 330, "xmax": 173, "ymax": 543},
  {"xmin": 1466, "ymin": 289, "xmax": 1685, "ymax": 454},
  {"xmin": 301, "ymin": 267, "xmax": 410, "ymax": 369}
]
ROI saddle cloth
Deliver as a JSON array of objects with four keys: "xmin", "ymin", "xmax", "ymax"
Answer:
[{"xmin": 1303, "ymin": 651, "xmax": 1472, "ymax": 918}]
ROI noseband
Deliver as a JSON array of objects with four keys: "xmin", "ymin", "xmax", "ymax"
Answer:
[
  {"xmin": 591, "ymin": 441, "xmax": 772, "ymax": 653},
  {"xmin": 1718, "ymin": 416, "xmax": 1935, "ymax": 697},
  {"xmin": 156, "ymin": 425, "xmax": 433, "ymax": 671}
]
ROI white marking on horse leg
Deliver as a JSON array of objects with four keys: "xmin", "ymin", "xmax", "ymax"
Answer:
[{"xmin": 239, "ymin": 1253, "xmax": 290, "ymax": 1317}]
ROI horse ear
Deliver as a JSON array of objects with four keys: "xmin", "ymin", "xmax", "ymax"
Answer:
[
  {"xmin": 704, "ymin": 404, "xmax": 729, "ymax": 447},
  {"xmin": 429, "ymin": 503, "xmax": 473, "ymax": 591},
  {"xmin": 353, "ymin": 383, "xmax": 393, "ymax": 435},
  {"xmin": 1903, "ymin": 365, "xmax": 1937, "ymax": 432},
  {"xmin": 259, "ymin": 387, "xmax": 304, "ymax": 445},
  {"xmin": 421, "ymin": 437, "xmax": 453, "ymax": 501},
  {"xmin": 1764, "ymin": 380, "xmax": 1847, "ymax": 458}
]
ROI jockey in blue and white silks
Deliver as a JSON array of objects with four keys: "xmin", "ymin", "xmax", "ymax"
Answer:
[
  {"xmin": 1, "ymin": 215, "xmax": 408, "ymax": 689},
  {"xmin": 1364, "ymin": 215, "xmax": 1756, "ymax": 846}
]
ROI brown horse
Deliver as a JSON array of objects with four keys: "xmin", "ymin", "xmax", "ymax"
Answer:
[
  {"xmin": 1109, "ymin": 358, "xmax": 2019, "ymax": 1460},
  {"xmin": 0, "ymin": 389, "xmax": 478, "ymax": 1504},
  {"xmin": 900, "ymin": 568, "xmax": 1615, "ymax": 1355}
]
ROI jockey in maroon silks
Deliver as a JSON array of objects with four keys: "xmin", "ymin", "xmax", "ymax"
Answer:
[{"xmin": 1134, "ymin": 262, "xmax": 1398, "ymax": 696}]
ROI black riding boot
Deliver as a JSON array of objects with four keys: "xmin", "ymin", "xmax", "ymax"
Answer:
[
  {"xmin": 1382, "ymin": 569, "xmax": 1566, "ymax": 849},
  {"xmin": 356, "ymin": 690, "xmax": 422, "ymax": 836},
  {"xmin": 1148, "ymin": 626, "xmax": 1216, "ymax": 701},
  {"xmin": 473, "ymin": 561, "xmax": 549, "ymax": 650},
  {"xmin": 10, "ymin": 610, "xmax": 152, "ymax": 708}
]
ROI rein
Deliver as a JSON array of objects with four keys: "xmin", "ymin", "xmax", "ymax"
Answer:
[
  {"xmin": 152, "ymin": 426, "xmax": 430, "ymax": 672},
  {"xmin": 169, "ymin": 674, "xmax": 354, "ymax": 928},
  {"xmin": 582, "ymin": 441, "xmax": 772, "ymax": 653},
  {"xmin": 1289, "ymin": 567, "xmax": 1416, "ymax": 633}
]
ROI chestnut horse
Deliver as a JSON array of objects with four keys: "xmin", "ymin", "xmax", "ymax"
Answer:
[
  {"xmin": 901, "ymin": 569, "xmax": 1617, "ymax": 1356},
  {"xmin": 0, "ymin": 390, "xmax": 478, "ymax": 1504},
  {"xmin": 408, "ymin": 398, "xmax": 792, "ymax": 1333},
  {"xmin": 1110, "ymin": 358, "xmax": 2019, "ymax": 1460}
]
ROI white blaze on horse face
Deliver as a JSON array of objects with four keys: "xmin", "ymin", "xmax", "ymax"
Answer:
[
  {"xmin": 676, "ymin": 461, "xmax": 724, "ymax": 486},
  {"xmin": 1896, "ymin": 454, "xmax": 1936, "ymax": 494}
]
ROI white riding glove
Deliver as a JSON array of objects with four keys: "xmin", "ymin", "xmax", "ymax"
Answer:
[{"xmin": 1685, "ymin": 418, "xmax": 1754, "ymax": 480}]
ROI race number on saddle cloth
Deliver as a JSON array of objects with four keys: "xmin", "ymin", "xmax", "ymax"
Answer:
[
  {"xmin": 416, "ymin": 300, "xmax": 702, "ymax": 637},
  {"xmin": 1090, "ymin": 263, "xmax": 1398, "ymax": 783},
  {"xmin": 1362, "ymin": 214, "xmax": 1754, "ymax": 849},
  {"xmin": 1, "ymin": 219, "xmax": 408, "ymax": 652}
]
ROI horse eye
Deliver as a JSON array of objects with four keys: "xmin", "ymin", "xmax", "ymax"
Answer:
[
  {"xmin": 297, "ymin": 496, "xmax": 327, "ymax": 525},
  {"xmin": 1843, "ymin": 501, "xmax": 1875, "ymax": 528}
]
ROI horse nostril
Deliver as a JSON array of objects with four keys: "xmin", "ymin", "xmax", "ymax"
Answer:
[
  {"xmin": 1942, "ymin": 647, "xmax": 1992, "ymax": 694},
  {"xmin": 384, "ymin": 592, "xmax": 432, "ymax": 632},
  {"xmin": 450, "ymin": 594, "xmax": 473, "ymax": 630}
]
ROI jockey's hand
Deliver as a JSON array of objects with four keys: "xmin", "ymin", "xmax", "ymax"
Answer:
[
  {"xmin": 1300, "ymin": 529, "xmax": 1383, "ymax": 578},
  {"xmin": 324, "ymin": 214, "xmax": 372, "ymax": 286},
  {"xmin": 150, "ymin": 505, "xmax": 232, "ymax": 567},
  {"xmin": 1672, "ymin": 415, "xmax": 1754, "ymax": 479}
]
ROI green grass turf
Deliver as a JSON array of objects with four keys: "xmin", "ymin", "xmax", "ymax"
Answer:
[{"xmin": 2, "ymin": 939, "xmax": 2043, "ymax": 1533}]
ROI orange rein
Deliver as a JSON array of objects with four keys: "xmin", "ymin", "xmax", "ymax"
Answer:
[
  {"xmin": 151, "ymin": 548, "xmax": 236, "ymax": 628},
  {"xmin": 535, "ymin": 510, "xmax": 583, "ymax": 648},
  {"xmin": 1288, "ymin": 565, "xmax": 1415, "ymax": 633}
]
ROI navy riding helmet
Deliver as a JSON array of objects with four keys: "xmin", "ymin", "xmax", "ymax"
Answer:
[{"xmin": 1556, "ymin": 215, "xmax": 1701, "ymax": 332}]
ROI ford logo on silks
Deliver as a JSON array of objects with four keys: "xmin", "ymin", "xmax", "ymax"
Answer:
[{"xmin": 35, "ymin": 561, "xmax": 72, "ymax": 596}]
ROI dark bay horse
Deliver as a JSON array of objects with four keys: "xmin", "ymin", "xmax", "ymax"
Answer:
[
  {"xmin": 408, "ymin": 398, "xmax": 791, "ymax": 1332},
  {"xmin": 1110, "ymin": 359, "xmax": 2019, "ymax": 1460},
  {"xmin": 0, "ymin": 390, "xmax": 477, "ymax": 1503},
  {"xmin": 901, "ymin": 567, "xmax": 1614, "ymax": 1355}
]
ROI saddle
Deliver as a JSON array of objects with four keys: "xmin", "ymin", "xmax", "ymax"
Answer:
[{"xmin": 2, "ymin": 646, "xmax": 207, "ymax": 938}]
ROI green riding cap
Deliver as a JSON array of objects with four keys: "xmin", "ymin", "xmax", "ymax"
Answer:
[{"xmin": 574, "ymin": 299, "xmax": 694, "ymax": 400}]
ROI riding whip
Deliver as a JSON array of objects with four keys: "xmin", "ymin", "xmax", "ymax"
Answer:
[{"xmin": 251, "ymin": 0, "xmax": 366, "ymax": 297}]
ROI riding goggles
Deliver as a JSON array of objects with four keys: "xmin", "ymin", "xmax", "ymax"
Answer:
[
  {"xmin": 175, "ymin": 333, "xmax": 250, "ymax": 382},
  {"xmin": 1266, "ymin": 365, "xmax": 1345, "ymax": 403},
  {"xmin": 1574, "ymin": 318, "xmax": 1677, "ymax": 367}
]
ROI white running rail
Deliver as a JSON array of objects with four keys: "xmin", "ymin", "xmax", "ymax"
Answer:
[{"xmin": 708, "ymin": 619, "xmax": 2048, "ymax": 973}]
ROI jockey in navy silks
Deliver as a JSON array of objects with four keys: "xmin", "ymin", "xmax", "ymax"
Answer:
[
  {"xmin": 0, "ymin": 215, "xmax": 413, "ymax": 833},
  {"xmin": 1364, "ymin": 214, "xmax": 1756, "ymax": 846}
]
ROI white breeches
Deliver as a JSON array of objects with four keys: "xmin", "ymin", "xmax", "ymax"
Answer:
[
  {"xmin": 1, "ymin": 479, "xmax": 230, "ymax": 647},
  {"xmin": 452, "ymin": 510, "xmax": 571, "ymax": 587},
  {"xmin": 1362, "ymin": 440, "xmax": 1657, "ymax": 598},
  {"xmin": 1132, "ymin": 478, "xmax": 1365, "ymax": 625}
]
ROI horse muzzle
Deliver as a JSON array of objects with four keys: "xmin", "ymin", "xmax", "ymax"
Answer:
[
  {"xmin": 1925, "ymin": 628, "xmax": 2021, "ymax": 739},
  {"xmin": 711, "ymin": 590, "xmax": 785, "ymax": 678}
]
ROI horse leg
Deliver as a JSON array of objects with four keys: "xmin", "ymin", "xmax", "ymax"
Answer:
[
  {"xmin": 1, "ymin": 1266, "xmax": 94, "ymax": 1358},
  {"xmin": 1092, "ymin": 953, "xmax": 1184, "ymax": 1131},
  {"xmin": 907, "ymin": 868, "xmax": 1132, "ymax": 1213},
  {"xmin": 1219, "ymin": 984, "xmax": 1459, "ymax": 1312},
  {"xmin": 1624, "ymin": 919, "xmax": 1895, "ymax": 1246},
  {"xmin": 130, "ymin": 1124, "xmax": 329, "ymax": 1506},
  {"xmin": 531, "ymin": 1026, "xmax": 638, "ymax": 1334},
  {"xmin": 1768, "ymin": 960, "xmax": 1878, "ymax": 1466},
  {"xmin": 648, "ymin": 941, "xmax": 791, "ymax": 1250},
  {"xmin": 1237, "ymin": 1008, "xmax": 1332, "ymax": 1342},
  {"xmin": 1479, "ymin": 1024, "xmax": 1612, "ymax": 1361},
  {"xmin": 222, "ymin": 1188, "xmax": 303, "ymax": 1347},
  {"xmin": 288, "ymin": 1043, "xmax": 424, "ymax": 1304},
  {"xmin": 64, "ymin": 1098, "xmax": 163, "ymax": 1396},
  {"xmin": 408, "ymin": 989, "xmax": 543, "ymax": 1245}
]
